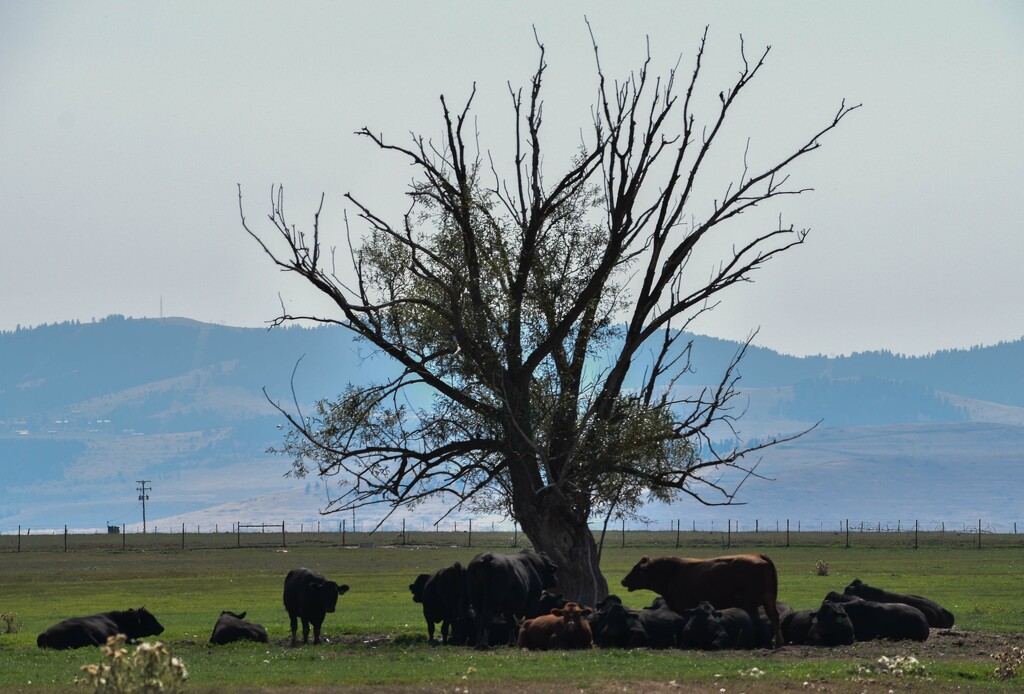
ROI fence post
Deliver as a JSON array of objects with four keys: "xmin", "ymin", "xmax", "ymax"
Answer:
[
  {"xmin": 726, "ymin": 519, "xmax": 731, "ymax": 548},
  {"xmin": 675, "ymin": 519, "xmax": 680, "ymax": 549},
  {"xmin": 181, "ymin": 522, "xmax": 185, "ymax": 550},
  {"xmin": 978, "ymin": 519, "xmax": 982, "ymax": 549},
  {"xmin": 468, "ymin": 519, "xmax": 472, "ymax": 548},
  {"xmin": 236, "ymin": 522, "xmax": 240, "ymax": 548},
  {"xmin": 64, "ymin": 524, "xmax": 68, "ymax": 552},
  {"xmin": 915, "ymin": 520, "xmax": 919, "ymax": 549},
  {"xmin": 122, "ymin": 524, "xmax": 126, "ymax": 551},
  {"xmin": 621, "ymin": 518, "xmax": 626, "ymax": 549},
  {"xmin": 402, "ymin": 519, "xmax": 407, "ymax": 546},
  {"xmin": 786, "ymin": 519, "xmax": 790, "ymax": 548},
  {"xmin": 17, "ymin": 525, "xmax": 21, "ymax": 553},
  {"xmin": 342, "ymin": 519, "xmax": 346, "ymax": 547},
  {"xmin": 282, "ymin": 522, "xmax": 286, "ymax": 548},
  {"xmin": 845, "ymin": 519, "xmax": 849, "ymax": 549}
]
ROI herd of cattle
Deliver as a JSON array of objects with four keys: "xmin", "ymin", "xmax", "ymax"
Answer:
[{"xmin": 34, "ymin": 552, "xmax": 955, "ymax": 652}]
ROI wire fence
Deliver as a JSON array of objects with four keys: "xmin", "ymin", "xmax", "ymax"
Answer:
[{"xmin": 1, "ymin": 517, "xmax": 1023, "ymax": 553}]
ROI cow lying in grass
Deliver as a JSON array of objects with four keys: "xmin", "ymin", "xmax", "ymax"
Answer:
[
  {"xmin": 37, "ymin": 607, "xmax": 164, "ymax": 649},
  {"xmin": 517, "ymin": 602, "xmax": 593, "ymax": 650},
  {"xmin": 209, "ymin": 610, "xmax": 269, "ymax": 645}
]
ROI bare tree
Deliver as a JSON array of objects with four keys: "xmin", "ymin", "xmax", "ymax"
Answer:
[{"xmin": 239, "ymin": 29, "xmax": 858, "ymax": 606}]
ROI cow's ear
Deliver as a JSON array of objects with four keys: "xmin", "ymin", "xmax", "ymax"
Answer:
[
  {"xmin": 639, "ymin": 556, "xmax": 651, "ymax": 566},
  {"xmin": 582, "ymin": 607, "xmax": 593, "ymax": 616},
  {"xmin": 338, "ymin": 584, "xmax": 350, "ymax": 595},
  {"xmin": 551, "ymin": 608, "xmax": 565, "ymax": 616}
]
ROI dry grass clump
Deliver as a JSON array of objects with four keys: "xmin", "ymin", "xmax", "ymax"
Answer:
[{"xmin": 76, "ymin": 634, "xmax": 188, "ymax": 693}]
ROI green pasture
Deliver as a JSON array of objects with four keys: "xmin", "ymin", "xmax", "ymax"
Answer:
[{"xmin": 1, "ymin": 539, "xmax": 1022, "ymax": 691}]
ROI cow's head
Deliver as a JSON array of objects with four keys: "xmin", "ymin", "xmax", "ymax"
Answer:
[
  {"xmin": 621, "ymin": 556, "xmax": 653, "ymax": 591},
  {"xmin": 220, "ymin": 610, "xmax": 246, "ymax": 620},
  {"xmin": 553, "ymin": 602, "xmax": 593, "ymax": 640},
  {"xmin": 537, "ymin": 552, "xmax": 559, "ymax": 589},
  {"xmin": 409, "ymin": 574, "xmax": 431, "ymax": 603},
  {"xmin": 680, "ymin": 601, "xmax": 724, "ymax": 649},
  {"xmin": 809, "ymin": 602, "xmax": 854, "ymax": 646},
  {"xmin": 311, "ymin": 580, "xmax": 349, "ymax": 613},
  {"xmin": 593, "ymin": 602, "xmax": 640, "ymax": 646},
  {"xmin": 129, "ymin": 607, "xmax": 165, "ymax": 638}
]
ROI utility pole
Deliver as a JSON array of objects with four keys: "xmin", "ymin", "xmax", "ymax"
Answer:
[{"xmin": 137, "ymin": 480, "xmax": 151, "ymax": 533}]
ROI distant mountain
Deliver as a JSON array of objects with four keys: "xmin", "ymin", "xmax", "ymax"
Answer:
[{"xmin": 1, "ymin": 316, "xmax": 1022, "ymax": 531}]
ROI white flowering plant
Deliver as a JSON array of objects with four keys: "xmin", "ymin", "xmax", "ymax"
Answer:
[{"xmin": 77, "ymin": 634, "xmax": 188, "ymax": 693}]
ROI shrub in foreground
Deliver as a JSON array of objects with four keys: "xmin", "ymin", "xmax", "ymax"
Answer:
[{"xmin": 76, "ymin": 634, "xmax": 188, "ymax": 693}]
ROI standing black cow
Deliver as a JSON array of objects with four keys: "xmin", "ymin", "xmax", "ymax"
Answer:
[
  {"xmin": 466, "ymin": 550, "xmax": 558, "ymax": 649},
  {"xmin": 824, "ymin": 592, "xmax": 930, "ymax": 642},
  {"xmin": 37, "ymin": 608, "xmax": 164, "ymax": 649},
  {"xmin": 843, "ymin": 578, "xmax": 955, "ymax": 628},
  {"xmin": 209, "ymin": 610, "xmax": 269, "ymax": 645},
  {"xmin": 283, "ymin": 568, "xmax": 349, "ymax": 646},
  {"xmin": 409, "ymin": 562, "xmax": 471, "ymax": 645}
]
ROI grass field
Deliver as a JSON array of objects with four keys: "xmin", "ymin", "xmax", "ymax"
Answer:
[{"xmin": 1, "ymin": 537, "xmax": 1023, "ymax": 692}]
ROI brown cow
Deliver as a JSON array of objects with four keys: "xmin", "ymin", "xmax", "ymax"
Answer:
[
  {"xmin": 621, "ymin": 554, "xmax": 784, "ymax": 648},
  {"xmin": 516, "ymin": 602, "xmax": 593, "ymax": 650}
]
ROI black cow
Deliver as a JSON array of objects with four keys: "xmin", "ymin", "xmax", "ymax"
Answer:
[
  {"xmin": 843, "ymin": 578, "xmax": 955, "ymax": 628},
  {"xmin": 37, "ymin": 608, "xmax": 164, "ymax": 649},
  {"xmin": 589, "ymin": 600, "xmax": 687, "ymax": 649},
  {"xmin": 806, "ymin": 602, "xmax": 856, "ymax": 646},
  {"xmin": 824, "ymin": 592, "xmax": 930, "ymax": 642},
  {"xmin": 781, "ymin": 608, "xmax": 814, "ymax": 645},
  {"xmin": 409, "ymin": 562, "xmax": 470, "ymax": 645},
  {"xmin": 678, "ymin": 601, "xmax": 772, "ymax": 650},
  {"xmin": 283, "ymin": 567, "xmax": 349, "ymax": 646},
  {"xmin": 466, "ymin": 550, "xmax": 558, "ymax": 648},
  {"xmin": 209, "ymin": 610, "xmax": 269, "ymax": 645}
]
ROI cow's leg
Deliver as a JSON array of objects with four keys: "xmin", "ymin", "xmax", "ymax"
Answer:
[
  {"xmin": 426, "ymin": 619, "xmax": 436, "ymax": 643},
  {"xmin": 503, "ymin": 611, "xmax": 517, "ymax": 646},
  {"xmin": 311, "ymin": 618, "xmax": 322, "ymax": 645},
  {"xmin": 474, "ymin": 612, "xmax": 491, "ymax": 650},
  {"xmin": 301, "ymin": 617, "xmax": 311, "ymax": 644},
  {"xmin": 439, "ymin": 619, "xmax": 448, "ymax": 645},
  {"xmin": 762, "ymin": 601, "xmax": 783, "ymax": 648},
  {"xmin": 289, "ymin": 613, "xmax": 299, "ymax": 647}
]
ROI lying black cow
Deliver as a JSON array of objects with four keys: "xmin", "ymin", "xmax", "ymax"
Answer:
[
  {"xmin": 466, "ymin": 550, "xmax": 558, "ymax": 648},
  {"xmin": 678, "ymin": 601, "xmax": 772, "ymax": 650},
  {"xmin": 806, "ymin": 602, "xmax": 856, "ymax": 646},
  {"xmin": 843, "ymin": 578, "xmax": 954, "ymax": 628},
  {"xmin": 283, "ymin": 567, "xmax": 350, "ymax": 646},
  {"xmin": 409, "ymin": 562, "xmax": 470, "ymax": 645},
  {"xmin": 781, "ymin": 608, "xmax": 814, "ymax": 645},
  {"xmin": 589, "ymin": 599, "xmax": 687, "ymax": 649},
  {"xmin": 824, "ymin": 592, "xmax": 929, "ymax": 642},
  {"xmin": 37, "ymin": 607, "xmax": 164, "ymax": 649},
  {"xmin": 209, "ymin": 610, "xmax": 269, "ymax": 645}
]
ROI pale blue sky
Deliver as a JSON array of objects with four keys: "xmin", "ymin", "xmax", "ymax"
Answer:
[{"xmin": 2, "ymin": 1, "xmax": 1022, "ymax": 356}]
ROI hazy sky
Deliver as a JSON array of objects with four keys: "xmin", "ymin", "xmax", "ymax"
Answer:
[{"xmin": 2, "ymin": 1, "xmax": 1022, "ymax": 357}]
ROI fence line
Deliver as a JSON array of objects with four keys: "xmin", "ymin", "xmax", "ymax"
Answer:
[{"xmin": 1, "ymin": 517, "xmax": 1022, "ymax": 553}]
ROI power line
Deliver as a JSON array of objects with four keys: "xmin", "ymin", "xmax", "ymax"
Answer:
[{"xmin": 137, "ymin": 480, "xmax": 151, "ymax": 533}]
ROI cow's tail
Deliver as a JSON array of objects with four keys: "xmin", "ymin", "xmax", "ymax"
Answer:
[{"xmin": 759, "ymin": 554, "xmax": 779, "ymax": 601}]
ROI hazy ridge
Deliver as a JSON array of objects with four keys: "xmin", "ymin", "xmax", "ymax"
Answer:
[{"xmin": 1, "ymin": 316, "xmax": 1022, "ymax": 531}]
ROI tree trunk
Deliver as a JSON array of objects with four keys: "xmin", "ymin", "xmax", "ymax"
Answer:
[{"xmin": 517, "ymin": 494, "xmax": 609, "ymax": 608}]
